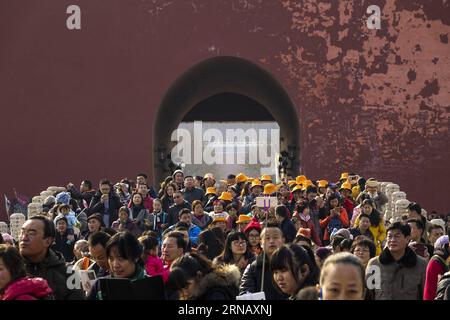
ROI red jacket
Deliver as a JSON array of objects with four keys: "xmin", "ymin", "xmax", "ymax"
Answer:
[
  {"xmin": 424, "ymin": 257, "xmax": 447, "ymax": 300},
  {"xmin": 145, "ymin": 255, "xmax": 168, "ymax": 283},
  {"xmin": 343, "ymin": 197, "xmax": 355, "ymax": 220},
  {"xmin": 296, "ymin": 215, "xmax": 322, "ymax": 247},
  {"xmin": 128, "ymin": 195, "xmax": 153, "ymax": 212},
  {"xmin": 1, "ymin": 277, "xmax": 53, "ymax": 300},
  {"xmin": 319, "ymin": 207, "xmax": 349, "ymax": 241}
]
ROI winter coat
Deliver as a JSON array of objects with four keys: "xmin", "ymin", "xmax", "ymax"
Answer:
[
  {"xmin": 319, "ymin": 207, "xmax": 349, "ymax": 241},
  {"xmin": 308, "ymin": 203, "xmax": 322, "ymax": 243},
  {"xmin": 239, "ymin": 253, "xmax": 288, "ymax": 300},
  {"xmin": 87, "ymin": 264, "xmax": 147, "ymax": 300},
  {"xmin": 204, "ymin": 195, "xmax": 218, "ymax": 212},
  {"xmin": 241, "ymin": 195, "xmax": 257, "ymax": 214},
  {"xmin": 1, "ymin": 277, "xmax": 53, "ymax": 300},
  {"xmin": 355, "ymin": 213, "xmax": 386, "ymax": 255},
  {"xmin": 192, "ymin": 264, "xmax": 241, "ymax": 300},
  {"xmin": 24, "ymin": 249, "xmax": 85, "ymax": 300},
  {"xmin": 295, "ymin": 214, "xmax": 322, "ymax": 246},
  {"xmin": 144, "ymin": 255, "xmax": 168, "ymax": 283},
  {"xmin": 128, "ymin": 206, "xmax": 150, "ymax": 232},
  {"xmin": 349, "ymin": 227, "xmax": 374, "ymax": 241},
  {"xmin": 366, "ymin": 247, "xmax": 427, "ymax": 300},
  {"xmin": 167, "ymin": 201, "xmax": 191, "ymax": 226},
  {"xmin": 52, "ymin": 231, "xmax": 76, "ymax": 262},
  {"xmin": 424, "ymin": 255, "xmax": 449, "ymax": 300},
  {"xmin": 88, "ymin": 191, "xmax": 122, "ymax": 227},
  {"xmin": 280, "ymin": 218, "xmax": 297, "ymax": 243},
  {"xmin": 68, "ymin": 186, "xmax": 96, "ymax": 211},
  {"xmin": 128, "ymin": 195, "xmax": 154, "ymax": 212},
  {"xmin": 181, "ymin": 187, "xmax": 205, "ymax": 205},
  {"xmin": 111, "ymin": 218, "xmax": 142, "ymax": 237},
  {"xmin": 343, "ymin": 197, "xmax": 355, "ymax": 221},
  {"xmin": 147, "ymin": 210, "xmax": 169, "ymax": 239},
  {"xmin": 161, "ymin": 196, "xmax": 174, "ymax": 214},
  {"xmin": 192, "ymin": 212, "xmax": 213, "ymax": 230},
  {"xmin": 435, "ymin": 271, "xmax": 450, "ymax": 300}
]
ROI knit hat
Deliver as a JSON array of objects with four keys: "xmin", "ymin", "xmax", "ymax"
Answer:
[
  {"xmin": 315, "ymin": 247, "xmax": 332, "ymax": 260},
  {"xmin": 244, "ymin": 218, "xmax": 262, "ymax": 234},
  {"xmin": 433, "ymin": 235, "xmax": 449, "ymax": 257},
  {"xmin": 55, "ymin": 192, "xmax": 71, "ymax": 205},
  {"xmin": 1, "ymin": 233, "xmax": 15, "ymax": 245}
]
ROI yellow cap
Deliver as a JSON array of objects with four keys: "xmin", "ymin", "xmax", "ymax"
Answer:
[
  {"xmin": 218, "ymin": 191, "xmax": 233, "ymax": 201},
  {"xmin": 339, "ymin": 172, "xmax": 349, "ymax": 181},
  {"xmin": 296, "ymin": 175, "xmax": 307, "ymax": 184},
  {"xmin": 235, "ymin": 173, "xmax": 247, "ymax": 183},
  {"xmin": 288, "ymin": 180, "xmax": 297, "ymax": 187},
  {"xmin": 206, "ymin": 187, "xmax": 217, "ymax": 195},
  {"xmin": 339, "ymin": 181, "xmax": 352, "ymax": 191},
  {"xmin": 260, "ymin": 175, "xmax": 272, "ymax": 182},
  {"xmin": 236, "ymin": 215, "xmax": 252, "ymax": 224},
  {"xmin": 301, "ymin": 180, "xmax": 313, "ymax": 191},
  {"xmin": 292, "ymin": 185, "xmax": 303, "ymax": 193},
  {"xmin": 263, "ymin": 183, "xmax": 276, "ymax": 195},
  {"xmin": 318, "ymin": 180, "xmax": 328, "ymax": 188},
  {"xmin": 250, "ymin": 179, "xmax": 262, "ymax": 190}
]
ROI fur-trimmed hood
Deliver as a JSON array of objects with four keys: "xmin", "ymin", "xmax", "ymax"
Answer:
[
  {"xmin": 192, "ymin": 264, "xmax": 241, "ymax": 300},
  {"xmin": 379, "ymin": 246, "xmax": 417, "ymax": 267}
]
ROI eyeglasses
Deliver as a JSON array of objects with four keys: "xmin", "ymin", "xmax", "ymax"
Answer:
[
  {"xmin": 353, "ymin": 248, "xmax": 370, "ymax": 253},
  {"xmin": 232, "ymin": 240, "xmax": 247, "ymax": 246}
]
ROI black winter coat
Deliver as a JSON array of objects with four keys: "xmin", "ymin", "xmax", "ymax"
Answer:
[{"xmin": 239, "ymin": 253, "xmax": 288, "ymax": 300}]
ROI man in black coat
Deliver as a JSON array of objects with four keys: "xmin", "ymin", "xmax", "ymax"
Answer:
[
  {"xmin": 239, "ymin": 222, "xmax": 288, "ymax": 300},
  {"xmin": 88, "ymin": 179, "xmax": 121, "ymax": 228},
  {"xmin": 275, "ymin": 205, "xmax": 297, "ymax": 243},
  {"xmin": 20, "ymin": 216, "xmax": 85, "ymax": 300},
  {"xmin": 67, "ymin": 180, "xmax": 96, "ymax": 211},
  {"xmin": 167, "ymin": 191, "xmax": 191, "ymax": 227}
]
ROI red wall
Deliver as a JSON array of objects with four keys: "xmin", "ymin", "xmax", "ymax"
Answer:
[{"xmin": 1, "ymin": 0, "xmax": 449, "ymax": 220}]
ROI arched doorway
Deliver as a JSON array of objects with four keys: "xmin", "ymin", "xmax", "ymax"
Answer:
[{"xmin": 153, "ymin": 56, "xmax": 300, "ymax": 184}]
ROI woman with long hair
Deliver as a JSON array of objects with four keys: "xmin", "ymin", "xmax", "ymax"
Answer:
[
  {"xmin": 196, "ymin": 229, "xmax": 224, "ymax": 261},
  {"xmin": 269, "ymin": 243, "xmax": 320, "ymax": 300},
  {"xmin": 160, "ymin": 182, "xmax": 177, "ymax": 213},
  {"xmin": 213, "ymin": 231, "xmax": 255, "ymax": 274}
]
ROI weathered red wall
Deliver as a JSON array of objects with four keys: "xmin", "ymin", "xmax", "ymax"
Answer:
[{"xmin": 1, "ymin": 0, "xmax": 449, "ymax": 220}]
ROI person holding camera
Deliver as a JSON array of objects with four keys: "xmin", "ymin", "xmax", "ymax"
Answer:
[{"xmin": 319, "ymin": 194, "xmax": 349, "ymax": 246}]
